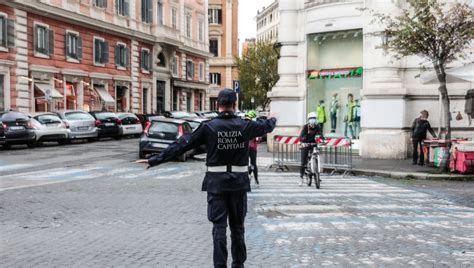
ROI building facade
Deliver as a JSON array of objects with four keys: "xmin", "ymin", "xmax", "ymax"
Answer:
[
  {"xmin": 0, "ymin": 0, "xmax": 211, "ymax": 115},
  {"xmin": 208, "ymin": 0, "xmax": 238, "ymax": 111},
  {"xmin": 270, "ymin": 0, "xmax": 474, "ymax": 159},
  {"xmin": 256, "ymin": 0, "xmax": 278, "ymax": 43}
]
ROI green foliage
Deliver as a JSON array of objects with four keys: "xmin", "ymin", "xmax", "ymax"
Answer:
[{"xmin": 234, "ymin": 42, "xmax": 279, "ymax": 110}]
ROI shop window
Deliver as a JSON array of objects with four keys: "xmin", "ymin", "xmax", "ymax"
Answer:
[
  {"xmin": 171, "ymin": 8, "xmax": 178, "ymax": 29},
  {"xmin": 141, "ymin": 0, "xmax": 153, "ymax": 23},
  {"xmin": 208, "ymin": 9, "xmax": 222, "ymax": 24},
  {"xmin": 198, "ymin": 19, "xmax": 204, "ymax": 41},
  {"xmin": 94, "ymin": 38, "xmax": 109, "ymax": 64},
  {"xmin": 157, "ymin": 0, "xmax": 163, "ymax": 25},
  {"xmin": 65, "ymin": 32, "xmax": 82, "ymax": 60},
  {"xmin": 93, "ymin": 0, "xmax": 107, "ymax": 8},
  {"xmin": 140, "ymin": 49, "xmax": 152, "ymax": 71},
  {"xmin": 116, "ymin": 0, "xmax": 129, "ymax": 16},
  {"xmin": 115, "ymin": 43, "xmax": 129, "ymax": 68},
  {"xmin": 209, "ymin": 39, "xmax": 218, "ymax": 57},
  {"xmin": 171, "ymin": 56, "xmax": 178, "ymax": 77},
  {"xmin": 199, "ymin": 63, "xmax": 204, "ymax": 81},
  {"xmin": 209, "ymin": 73, "xmax": 221, "ymax": 85},
  {"xmin": 0, "ymin": 16, "xmax": 15, "ymax": 49},
  {"xmin": 34, "ymin": 24, "xmax": 54, "ymax": 56},
  {"xmin": 186, "ymin": 60, "xmax": 194, "ymax": 80},
  {"xmin": 185, "ymin": 12, "xmax": 192, "ymax": 38}
]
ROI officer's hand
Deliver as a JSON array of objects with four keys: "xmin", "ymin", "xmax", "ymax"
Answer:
[{"xmin": 135, "ymin": 159, "xmax": 151, "ymax": 169}]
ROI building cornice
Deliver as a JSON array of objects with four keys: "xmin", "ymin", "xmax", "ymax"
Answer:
[
  {"xmin": 0, "ymin": 60, "xmax": 15, "ymax": 66},
  {"xmin": 30, "ymin": 64, "xmax": 60, "ymax": 73},
  {"xmin": 173, "ymin": 79, "xmax": 210, "ymax": 90}
]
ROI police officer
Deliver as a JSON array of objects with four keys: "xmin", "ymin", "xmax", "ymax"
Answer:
[{"xmin": 136, "ymin": 89, "xmax": 277, "ymax": 267}]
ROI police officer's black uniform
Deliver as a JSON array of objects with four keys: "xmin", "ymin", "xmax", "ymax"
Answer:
[{"xmin": 147, "ymin": 90, "xmax": 276, "ymax": 267}]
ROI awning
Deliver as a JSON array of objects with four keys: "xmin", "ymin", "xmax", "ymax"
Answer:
[
  {"xmin": 420, "ymin": 63, "xmax": 474, "ymax": 84},
  {"xmin": 34, "ymin": 83, "xmax": 63, "ymax": 98},
  {"xmin": 94, "ymin": 85, "xmax": 115, "ymax": 104}
]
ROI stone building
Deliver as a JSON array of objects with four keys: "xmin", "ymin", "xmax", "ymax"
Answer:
[
  {"xmin": 270, "ymin": 0, "xmax": 473, "ymax": 159},
  {"xmin": 0, "ymin": 0, "xmax": 211, "ymax": 114},
  {"xmin": 256, "ymin": 0, "xmax": 278, "ymax": 44}
]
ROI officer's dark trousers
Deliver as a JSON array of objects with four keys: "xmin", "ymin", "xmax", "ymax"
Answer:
[{"xmin": 207, "ymin": 191, "xmax": 247, "ymax": 268}]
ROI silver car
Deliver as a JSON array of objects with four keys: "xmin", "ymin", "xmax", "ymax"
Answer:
[
  {"xmin": 31, "ymin": 113, "xmax": 69, "ymax": 145},
  {"xmin": 56, "ymin": 110, "xmax": 98, "ymax": 142},
  {"xmin": 117, "ymin": 113, "xmax": 143, "ymax": 137}
]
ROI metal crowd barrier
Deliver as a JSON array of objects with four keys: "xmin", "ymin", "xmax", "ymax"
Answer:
[{"xmin": 271, "ymin": 135, "xmax": 353, "ymax": 176}]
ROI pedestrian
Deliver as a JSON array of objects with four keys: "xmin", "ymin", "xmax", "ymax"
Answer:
[
  {"xmin": 245, "ymin": 111, "xmax": 260, "ymax": 185},
  {"xmin": 316, "ymin": 100, "xmax": 326, "ymax": 131},
  {"xmin": 299, "ymin": 112, "xmax": 324, "ymax": 186},
  {"xmin": 344, "ymin": 93, "xmax": 355, "ymax": 138},
  {"xmin": 136, "ymin": 89, "xmax": 277, "ymax": 267},
  {"xmin": 330, "ymin": 93, "xmax": 339, "ymax": 133},
  {"xmin": 411, "ymin": 110, "xmax": 437, "ymax": 165}
]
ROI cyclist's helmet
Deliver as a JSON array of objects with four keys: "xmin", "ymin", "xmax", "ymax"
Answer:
[
  {"xmin": 245, "ymin": 110, "xmax": 257, "ymax": 119},
  {"xmin": 307, "ymin": 112, "xmax": 317, "ymax": 126}
]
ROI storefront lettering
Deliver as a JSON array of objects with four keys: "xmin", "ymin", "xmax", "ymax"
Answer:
[{"xmin": 307, "ymin": 67, "xmax": 363, "ymax": 79}]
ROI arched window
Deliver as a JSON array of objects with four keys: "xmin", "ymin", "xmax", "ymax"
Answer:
[{"xmin": 157, "ymin": 52, "xmax": 166, "ymax": 67}]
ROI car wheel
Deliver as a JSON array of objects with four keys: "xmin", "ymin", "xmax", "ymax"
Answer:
[
  {"xmin": 139, "ymin": 151, "xmax": 146, "ymax": 159},
  {"xmin": 134, "ymin": 134, "xmax": 141, "ymax": 138},
  {"xmin": 114, "ymin": 135, "xmax": 122, "ymax": 140},
  {"xmin": 27, "ymin": 142, "xmax": 36, "ymax": 148},
  {"xmin": 58, "ymin": 139, "xmax": 68, "ymax": 145}
]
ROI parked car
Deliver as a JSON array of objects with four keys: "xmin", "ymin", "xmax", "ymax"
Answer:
[
  {"xmin": 163, "ymin": 111, "xmax": 194, "ymax": 119},
  {"xmin": 0, "ymin": 119, "xmax": 6, "ymax": 146},
  {"xmin": 0, "ymin": 111, "xmax": 37, "ymax": 148},
  {"xmin": 56, "ymin": 110, "xmax": 98, "ymax": 142},
  {"xmin": 139, "ymin": 118, "xmax": 194, "ymax": 160},
  {"xmin": 31, "ymin": 113, "xmax": 69, "ymax": 145},
  {"xmin": 117, "ymin": 113, "xmax": 143, "ymax": 137},
  {"xmin": 194, "ymin": 111, "xmax": 218, "ymax": 118},
  {"xmin": 135, "ymin": 114, "xmax": 164, "ymax": 131},
  {"xmin": 182, "ymin": 117, "xmax": 209, "ymax": 154},
  {"xmin": 89, "ymin": 111, "xmax": 122, "ymax": 140}
]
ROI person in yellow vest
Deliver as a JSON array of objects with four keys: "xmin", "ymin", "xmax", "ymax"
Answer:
[{"xmin": 316, "ymin": 100, "xmax": 327, "ymax": 131}]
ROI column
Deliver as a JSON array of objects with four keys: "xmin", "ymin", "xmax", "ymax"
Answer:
[
  {"xmin": 14, "ymin": 9, "xmax": 30, "ymax": 112},
  {"xmin": 131, "ymin": 40, "xmax": 140, "ymax": 113}
]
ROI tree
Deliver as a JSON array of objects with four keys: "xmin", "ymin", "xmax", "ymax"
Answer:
[
  {"xmin": 235, "ymin": 42, "xmax": 279, "ymax": 110},
  {"xmin": 369, "ymin": 0, "xmax": 473, "ymax": 170}
]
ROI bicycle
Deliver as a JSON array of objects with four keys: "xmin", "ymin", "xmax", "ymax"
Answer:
[{"xmin": 300, "ymin": 142, "xmax": 321, "ymax": 189}]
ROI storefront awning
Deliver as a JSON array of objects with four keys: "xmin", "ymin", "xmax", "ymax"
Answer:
[
  {"xmin": 420, "ymin": 63, "xmax": 474, "ymax": 84},
  {"xmin": 34, "ymin": 83, "xmax": 63, "ymax": 98},
  {"xmin": 94, "ymin": 85, "xmax": 115, "ymax": 104}
]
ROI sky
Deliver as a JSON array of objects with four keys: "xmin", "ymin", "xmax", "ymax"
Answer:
[{"xmin": 238, "ymin": 0, "xmax": 275, "ymax": 53}]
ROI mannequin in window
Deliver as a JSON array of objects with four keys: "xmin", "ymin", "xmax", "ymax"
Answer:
[{"xmin": 329, "ymin": 93, "xmax": 339, "ymax": 133}]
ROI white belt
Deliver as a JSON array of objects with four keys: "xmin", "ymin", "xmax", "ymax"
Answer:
[{"xmin": 207, "ymin": 165, "xmax": 248, "ymax": 173}]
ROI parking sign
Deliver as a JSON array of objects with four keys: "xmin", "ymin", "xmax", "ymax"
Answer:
[{"xmin": 233, "ymin": 80, "xmax": 241, "ymax": 93}]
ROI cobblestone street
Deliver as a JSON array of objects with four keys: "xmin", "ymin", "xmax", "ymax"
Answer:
[{"xmin": 1, "ymin": 139, "xmax": 473, "ymax": 267}]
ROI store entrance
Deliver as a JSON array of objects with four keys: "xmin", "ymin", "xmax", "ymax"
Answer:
[{"xmin": 116, "ymin": 86, "xmax": 128, "ymax": 112}]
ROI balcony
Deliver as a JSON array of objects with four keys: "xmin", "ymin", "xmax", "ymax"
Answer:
[{"xmin": 305, "ymin": 0, "xmax": 361, "ymax": 8}]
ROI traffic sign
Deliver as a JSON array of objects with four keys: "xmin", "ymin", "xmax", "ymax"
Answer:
[
  {"xmin": 45, "ymin": 89, "xmax": 52, "ymax": 102},
  {"xmin": 233, "ymin": 80, "xmax": 241, "ymax": 93}
]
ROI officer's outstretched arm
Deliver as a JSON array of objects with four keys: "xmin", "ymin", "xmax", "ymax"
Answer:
[
  {"xmin": 147, "ymin": 126, "xmax": 206, "ymax": 167},
  {"xmin": 247, "ymin": 117, "xmax": 277, "ymax": 139}
]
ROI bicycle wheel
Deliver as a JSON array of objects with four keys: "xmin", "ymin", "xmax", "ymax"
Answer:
[{"xmin": 312, "ymin": 157, "xmax": 320, "ymax": 189}]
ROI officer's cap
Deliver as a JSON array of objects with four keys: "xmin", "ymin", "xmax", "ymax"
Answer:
[{"xmin": 217, "ymin": 89, "xmax": 237, "ymax": 105}]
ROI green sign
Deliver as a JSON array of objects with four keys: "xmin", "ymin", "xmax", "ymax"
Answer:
[{"xmin": 308, "ymin": 67, "xmax": 363, "ymax": 79}]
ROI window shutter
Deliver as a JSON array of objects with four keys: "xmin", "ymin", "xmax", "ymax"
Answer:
[
  {"xmin": 115, "ymin": 0, "xmax": 119, "ymax": 14},
  {"xmin": 6, "ymin": 19, "xmax": 15, "ymax": 48},
  {"xmin": 217, "ymin": 73, "xmax": 221, "ymax": 85},
  {"xmin": 102, "ymin": 0, "xmax": 107, "ymax": 8},
  {"xmin": 94, "ymin": 39, "xmax": 99, "ymax": 62},
  {"xmin": 124, "ymin": 0, "xmax": 129, "ymax": 16},
  {"xmin": 103, "ymin": 41, "xmax": 109, "ymax": 63},
  {"xmin": 141, "ymin": 0, "xmax": 146, "ymax": 21},
  {"xmin": 48, "ymin": 29, "xmax": 54, "ymax": 56},
  {"xmin": 148, "ymin": 52, "xmax": 153, "ymax": 71},
  {"xmin": 218, "ymin": 10, "xmax": 222, "ymax": 24},
  {"xmin": 125, "ymin": 47, "xmax": 130, "ymax": 67},
  {"xmin": 147, "ymin": 0, "xmax": 153, "ymax": 23},
  {"xmin": 114, "ymin": 44, "xmax": 119, "ymax": 65},
  {"xmin": 77, "ymin": 36, "xmax": 82, "ymax": 60},
  {"xmin": 33, "ymin": 26, "xmax": 38, "ymax": 52},
  {"xmin": 64, "ymin": 33, "xmax": 69, "ymax": 57},
  {"xmin": 139, "ymin": 50, "xmax": 143, "ymax": 69}
]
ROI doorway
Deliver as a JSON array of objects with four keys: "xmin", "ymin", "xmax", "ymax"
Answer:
[
  {"xmin": 116, "ymin": 85, "xmax": 128, "ymax": 112},
  {"xmin": 156, "ymin": 80, "xmax": 166, "ymax": 114}
]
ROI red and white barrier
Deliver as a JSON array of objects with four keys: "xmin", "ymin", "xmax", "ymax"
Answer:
[{"xmin": 274, "ymin": 135, "xmax": 351, "ymax": 147}]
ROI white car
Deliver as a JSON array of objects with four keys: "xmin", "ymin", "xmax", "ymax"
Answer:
[
  {"xmin": 31, "ymin": 113, "xmax": 69, "ymax": 145},
  {"xmin": 117, "ymin": 113, "xmax": 143, "ymax": 137}
]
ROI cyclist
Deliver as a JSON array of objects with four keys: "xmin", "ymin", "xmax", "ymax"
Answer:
[
  {"xmin": 299, "ymin": 112, "xmax": 324, "ymax": 186},
  {"xmin": 245, "ymin": 111, "xmax": 260, "ymax": 185}
]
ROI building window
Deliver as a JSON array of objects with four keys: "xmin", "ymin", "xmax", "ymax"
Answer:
[
  {"xmin": 199, "ymin": 93, "xmax": 203, "ymax": 111},
  {"xmin": 209, "ymin": 39, "xmax": 218, "ymax": 57},
  {"xmin": 199, "ymin": 63, "xmax": 204, "ymax": 81},
  {"xmin": 198, "ymin": 19, "xmax": 204, "ymax": 42},
  {"xmin": 171, "ymin": 8, "xmax": 178, "ymax": 29},
  {"xmin": 209, "ymin": 73, "xmax": 221, "ymax": 85},
  {"xmin": 0, "ymin": 16, "xmax": 14, "ymax": 48},
  {"xmin": 34, "ymin": 24, "xmax": 54, "ymax": 56},
  {"xmin": 115, "ymin": 43, "xmax": 129, "ymax": 68},
  {"xmin": 171, "ymin": 56, "xmax": 178, "ymax": 77},
  {"xmin": 116, "ymin": 0, "xmax": 129, "ymax": 16},
  {"xmin": 140, "ymin": 49, "xmax": 152, "ymax": 71},
  {"xmin": 94, "ymin": 38, "xmax": 109, "ymax": 64},
  {"xmin": 186, "ymin": 60, "xmax": 194, "ymax": 80},
  {"xmin": 185, "ymin": 13, "xmax": 192, "ymax": 38},
  {"xmin": 142, "ymin": 0, "xmax": 153, "ymax": 23},
  {"xmin": 65, "ymin": 32, "xmax": 82, "ymax": 60},
  {"xmin": 157, "ymin": 0, "xmax": 163, "ymax": 25},
  {"xmin": 208, "ymin": 9, "xmax": 222, "ymax": 24},
  {"xmin": 0, "ymin": 75, "xmax": 4, "ymax": 111},
  {"xmin": 93, "ymin": 0, "xmax": 107, "ymax": 8}
]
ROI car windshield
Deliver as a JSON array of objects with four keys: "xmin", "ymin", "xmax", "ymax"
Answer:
[
  {"xmin": 95, "ymin": 112, "xmax": 117, "ymax": 120},
  {"xmin": 65, "ymin": 112, "xmax": 93, "ymax": 121},
  {"xmin": 1, "ymin": 112, "xmax": 29, "ymax": 121},
  {"xmin": 36, "ymin": 114, "xmax": 62, "ymax": 124},
  {"xmin": 150, "ymin": 122, "xmax": 178, "ymax": 134},
  {"xmin": 118, "ymin": 113, "xmax": 137, "ymax": 120}
]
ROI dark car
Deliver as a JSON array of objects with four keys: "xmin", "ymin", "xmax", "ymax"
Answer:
[
  {"xmin": 135, "ymin": 114, "xmax": 164, "ymax": 131},
  {"xmin": 163, "ymin": 111, "xmax": 194, "ymax": 119},
  {"xmin": 0, "ymin": 119, "xmax": 5, "ymax": 146},
  {"xmin": 182, "ymin": 117, "xmax": 210, "ymax": 154},
  {"xmin": 89, "ymin": 111, "xmax": 122, "ymax": 140},
  {"xmin": 0, "ymin": 111, "xmax": 37, "ymax": 149},
  {"xmin": 139, "ymin": 118, "xmax": 194, "ymax": 160}
]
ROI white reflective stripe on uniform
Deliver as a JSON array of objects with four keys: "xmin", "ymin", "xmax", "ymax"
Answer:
[{"xmin": 207, "ymin": 166, "xmax": 248, "ymax": 172}]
